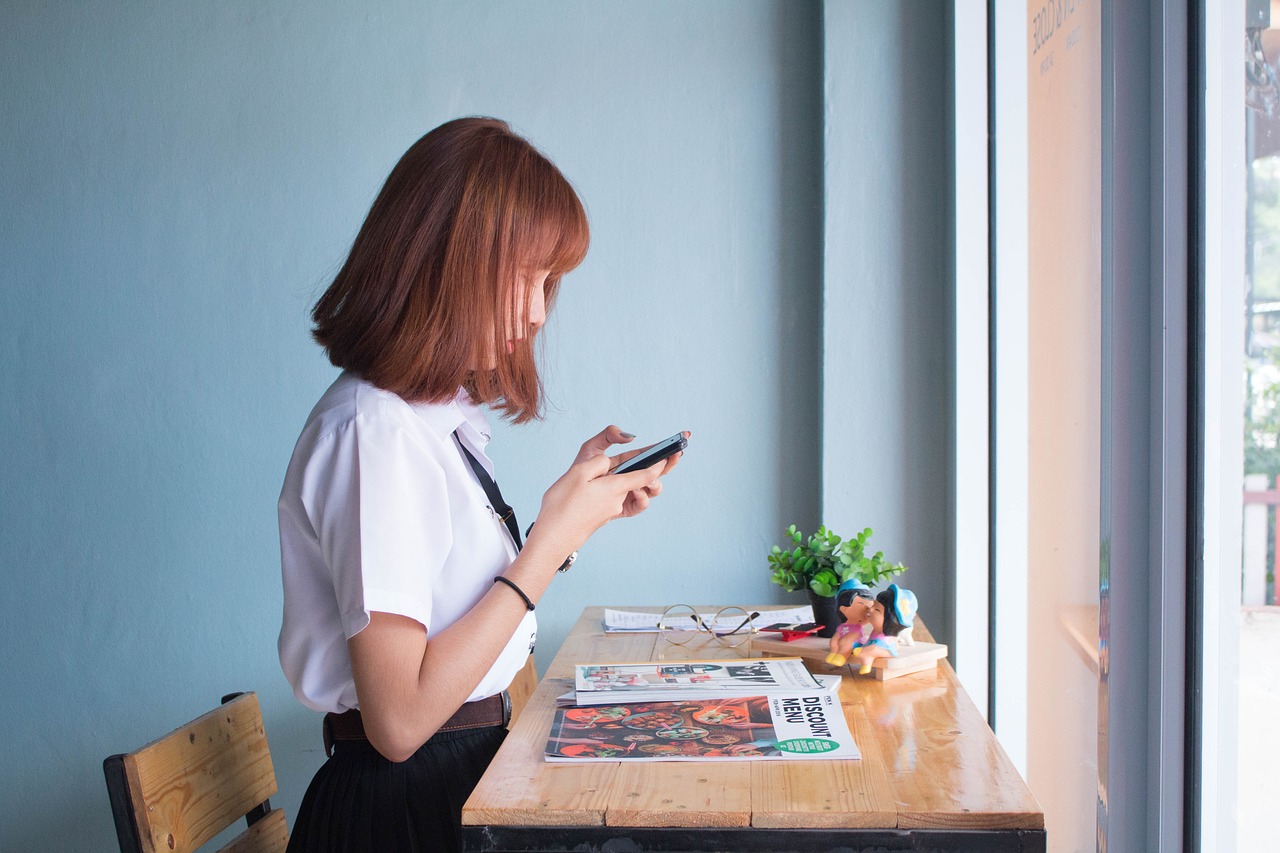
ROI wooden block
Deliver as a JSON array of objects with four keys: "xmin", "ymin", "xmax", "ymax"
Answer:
[{"xmin": 752, "ymin": 634, "xmax": 948, "ymax": 680}]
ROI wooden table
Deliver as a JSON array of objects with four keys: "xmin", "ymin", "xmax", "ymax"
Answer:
[{"xmin": 462, "ymin": 606, "xmax": 1044, "ymax": 852}]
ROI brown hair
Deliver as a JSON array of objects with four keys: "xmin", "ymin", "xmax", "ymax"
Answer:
[{"xmin": 312, "ymin": 117, "xmax": 589, "ymax": 422}]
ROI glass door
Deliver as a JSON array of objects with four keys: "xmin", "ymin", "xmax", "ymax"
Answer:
[{"xmin": 1235, "ymin": 3, "xmax": 1280, "ymax": 846}]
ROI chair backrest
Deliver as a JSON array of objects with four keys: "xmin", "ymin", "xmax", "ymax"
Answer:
[{"xmin": 103, "ymin": 692, "xmax": 288, "ymax": 853}]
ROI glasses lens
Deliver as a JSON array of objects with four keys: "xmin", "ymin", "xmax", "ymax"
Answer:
[
  {"xmin": 710, "ymin": 607, "xmax": 756, "ymax": 647},
  {"xmin": 658, "ymin": 604, "xmax": 700, "ymax": 645}
]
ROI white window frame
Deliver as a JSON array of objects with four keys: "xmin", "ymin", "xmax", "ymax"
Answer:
[
  {"xmin": 952, "ymin": 0, "xmax": 993, "ymax": 726},
  {"xmin": 1201, "ymin": 0, "xmax": 1244, "ymax": 849}
]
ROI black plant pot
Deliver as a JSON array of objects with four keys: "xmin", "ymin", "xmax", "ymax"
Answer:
[{"xmin": 807, "ymin": 590, "xmax": 842, "ymax": 638}]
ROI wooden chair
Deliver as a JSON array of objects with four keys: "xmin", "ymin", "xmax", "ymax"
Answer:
[{"xmin": 103, "ymin": 692, "xmax": 288, "ymax": 853}]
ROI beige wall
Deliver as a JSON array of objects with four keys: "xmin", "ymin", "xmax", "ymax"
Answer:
[{"xmin": 1025, "ymin": 0, "xmax": 1102, "ymax": 850}]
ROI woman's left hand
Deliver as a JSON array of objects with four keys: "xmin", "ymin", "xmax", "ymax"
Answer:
[
  {"xmin": 530, "ymin": 426, "xmax": 687, "ymax": 560},
  {"xmin": 572, "ymin": 426, "xmax": 682, "ymax": 517}
]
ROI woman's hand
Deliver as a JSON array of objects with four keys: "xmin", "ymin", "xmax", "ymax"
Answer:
[{"xmin": 529, "ymin": 426, "xmax": 687, "ymax": 559}]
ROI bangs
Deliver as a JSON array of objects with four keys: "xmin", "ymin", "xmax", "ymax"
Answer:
[{"xmin": 510, "ymin": 154, "xmax": 590, "ymax": 277}]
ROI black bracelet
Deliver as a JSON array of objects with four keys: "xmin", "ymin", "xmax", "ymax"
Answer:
[{"xmin": 493, "ymin": 576, "xmax": 534, "ymax": 611}]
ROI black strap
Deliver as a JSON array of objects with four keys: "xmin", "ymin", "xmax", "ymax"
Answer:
[{"xmin": 454, "ymin": 431, "xmax": 523, "ymax": 552}]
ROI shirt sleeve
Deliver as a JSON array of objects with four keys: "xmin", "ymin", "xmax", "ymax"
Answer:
[{"xmin": 301, "ymin": 410, "xmax": 454, "ymax": 639}]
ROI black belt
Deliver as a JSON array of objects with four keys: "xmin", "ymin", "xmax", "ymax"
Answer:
[{"xmin": 323, "ymin": 692, "xmax": 511, "ymax": 757}]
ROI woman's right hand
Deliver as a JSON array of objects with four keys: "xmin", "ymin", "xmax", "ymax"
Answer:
[{"xmin": 528, "ymin": 426, "xmax": 687, "ymax": 561}]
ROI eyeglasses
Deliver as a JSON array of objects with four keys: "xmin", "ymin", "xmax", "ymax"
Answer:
[{"xmin": 656, "ymin": 605, "xmax": 761, "ymax": 648}]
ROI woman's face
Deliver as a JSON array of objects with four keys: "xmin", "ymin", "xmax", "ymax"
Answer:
[
  {"xmin": 506, "ymin": 268, "xmax": 550, "ymax": 352},
  {"xmin": 476, "ymin": 268, "xmax": 550, "ymax": 370}
]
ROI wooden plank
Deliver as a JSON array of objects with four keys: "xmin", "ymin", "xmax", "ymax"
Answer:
[
  {"xmin": 605, "ymin": 761, "xmax": 752, "ymax": 827},
  {"xmin": 862, "ymin": 662, "xmax": 1044, "ymax": 830},
  {"xmin": 751, "ymin": 703, "xmax": 896, "ymax": 828},
  {"xmin": 126, "ymin": 693, "xmax": 277, "ymax": 853},
  {"xmin": 216, "ymin": 808, "xmax": 289, "ymax": 853},
  {"xmin": 462, "ymin": 679, "xmax": 616, "ymax": 826},
  {"xmin": 595, "ymin": 626, "xmax": 767, "ymax": 828}
]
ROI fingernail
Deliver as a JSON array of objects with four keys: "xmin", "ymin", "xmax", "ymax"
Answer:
[{"xmin": 619, "ymin": 431, "xmax": 635, "ymax": 439}]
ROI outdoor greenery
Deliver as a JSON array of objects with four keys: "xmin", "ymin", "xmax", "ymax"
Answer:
[
  {"xmin": 1247, "ymin": 155, "xmax": 1280, "ymax": 600},
  {"xmin": 1253, "ymin": 157, "xmax": 1280, "ymax": 302},
  {"xmin": 767, "ymin": 524, "xmax": 907, "ymax": 598},
  {"xmin": 1246, "ymin": 347, "xmax": 1280, "ymax": 477}
]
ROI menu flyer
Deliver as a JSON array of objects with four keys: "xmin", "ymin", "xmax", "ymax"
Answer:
[{"xmin": 544, "ymin": 690, "xmax": 859, "ymax": 763}]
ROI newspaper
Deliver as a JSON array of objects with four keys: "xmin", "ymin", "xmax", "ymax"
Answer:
[
  {"xmin": 545, "ymin": 680, "xmax": 857, "ymax": 762},
  {"xmin": 573, "ymin": 657, "xmax": 825, "ymax": 706}
]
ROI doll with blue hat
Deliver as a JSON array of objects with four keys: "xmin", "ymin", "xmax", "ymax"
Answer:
[{"xmin": 825, "ymin": 582, "xmax": 918, "ymax": 674}]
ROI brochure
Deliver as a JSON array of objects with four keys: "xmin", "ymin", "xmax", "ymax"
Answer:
[
  {"xmin": 573, "ymin": 657, "xmax": 825, "ymax": 706},
  {"xmin": 544, "ymin": 689, "xmax": 859, "ymax": 762},
  {"xmin": 602, "ymin": 605, "xmax": 815, "ymax": 633}
]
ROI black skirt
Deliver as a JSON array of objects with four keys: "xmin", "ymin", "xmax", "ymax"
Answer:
[{"xmin": 286, "ymin": 724, "xmax": 507, "ymax": 853}]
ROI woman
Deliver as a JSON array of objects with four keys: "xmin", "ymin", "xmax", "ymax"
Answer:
[{"xmin": 277, "ymin": 117, "xmax": 684, "ymax": 851}]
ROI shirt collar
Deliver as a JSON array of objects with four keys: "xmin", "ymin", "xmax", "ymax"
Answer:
[{"xmin": 410, "ymin": 388, "xmax": 492, "ymax": 445}]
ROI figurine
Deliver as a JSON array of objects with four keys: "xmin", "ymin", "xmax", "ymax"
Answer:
[
  {"xmin": 824, "ymin": 579, "xmax": 874, "ymax": 667},
  {"xmin": 825, "ymin": 581, "xmax": 919, "ymax": 675}
]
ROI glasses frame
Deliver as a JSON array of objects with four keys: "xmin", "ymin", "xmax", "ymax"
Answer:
[{"xmin": 656, "ymin": 605, "xmax": 761, "ymax": 647}]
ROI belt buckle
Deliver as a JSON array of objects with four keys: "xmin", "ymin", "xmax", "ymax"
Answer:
[{"xmin": 501, "ymin": 690, "xmax": 512, "ymax": 727}]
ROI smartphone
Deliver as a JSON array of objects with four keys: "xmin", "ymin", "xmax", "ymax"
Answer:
[
  {"xmin": 759, "ymin": 622, "xmax": 819, "ymax": 633},
  {"xmin": 611, "ymin": 433, "xmax": 688, "ymax": 475}
]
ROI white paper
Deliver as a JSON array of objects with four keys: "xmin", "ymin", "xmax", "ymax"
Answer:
[{"xmin": 601, "ymin": 604, "xmax": 816, "ymax": 633}]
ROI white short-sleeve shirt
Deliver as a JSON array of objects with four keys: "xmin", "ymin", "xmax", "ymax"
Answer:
[{"xmin": 277, "ymin": 371, "xmax": 536, "ymax": 714}]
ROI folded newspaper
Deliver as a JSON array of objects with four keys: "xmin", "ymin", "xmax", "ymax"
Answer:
[
  {"xmin": 573, "ymin": 657, "xmax": 825, "ymax": 706},
  {"xmin": 545, "ymin": 685, "xmax": 859, "ymax": 762}
]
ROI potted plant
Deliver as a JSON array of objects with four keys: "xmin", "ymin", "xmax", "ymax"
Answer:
[{"xmin": 767, "ymin": 524, "xmax": 908, "ymax": 637}]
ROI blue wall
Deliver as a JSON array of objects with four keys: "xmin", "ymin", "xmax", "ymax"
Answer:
[
  {"xmin": 0, "ymin": 3, "xmax": 824, "ymax": 845},
  {"xmin": 822, "ymin": 1, "xmax": 955, "ymax": 646},
  {"xmin": 1, "ymin": 3, "xmax": 834, "ymax": 849}
]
